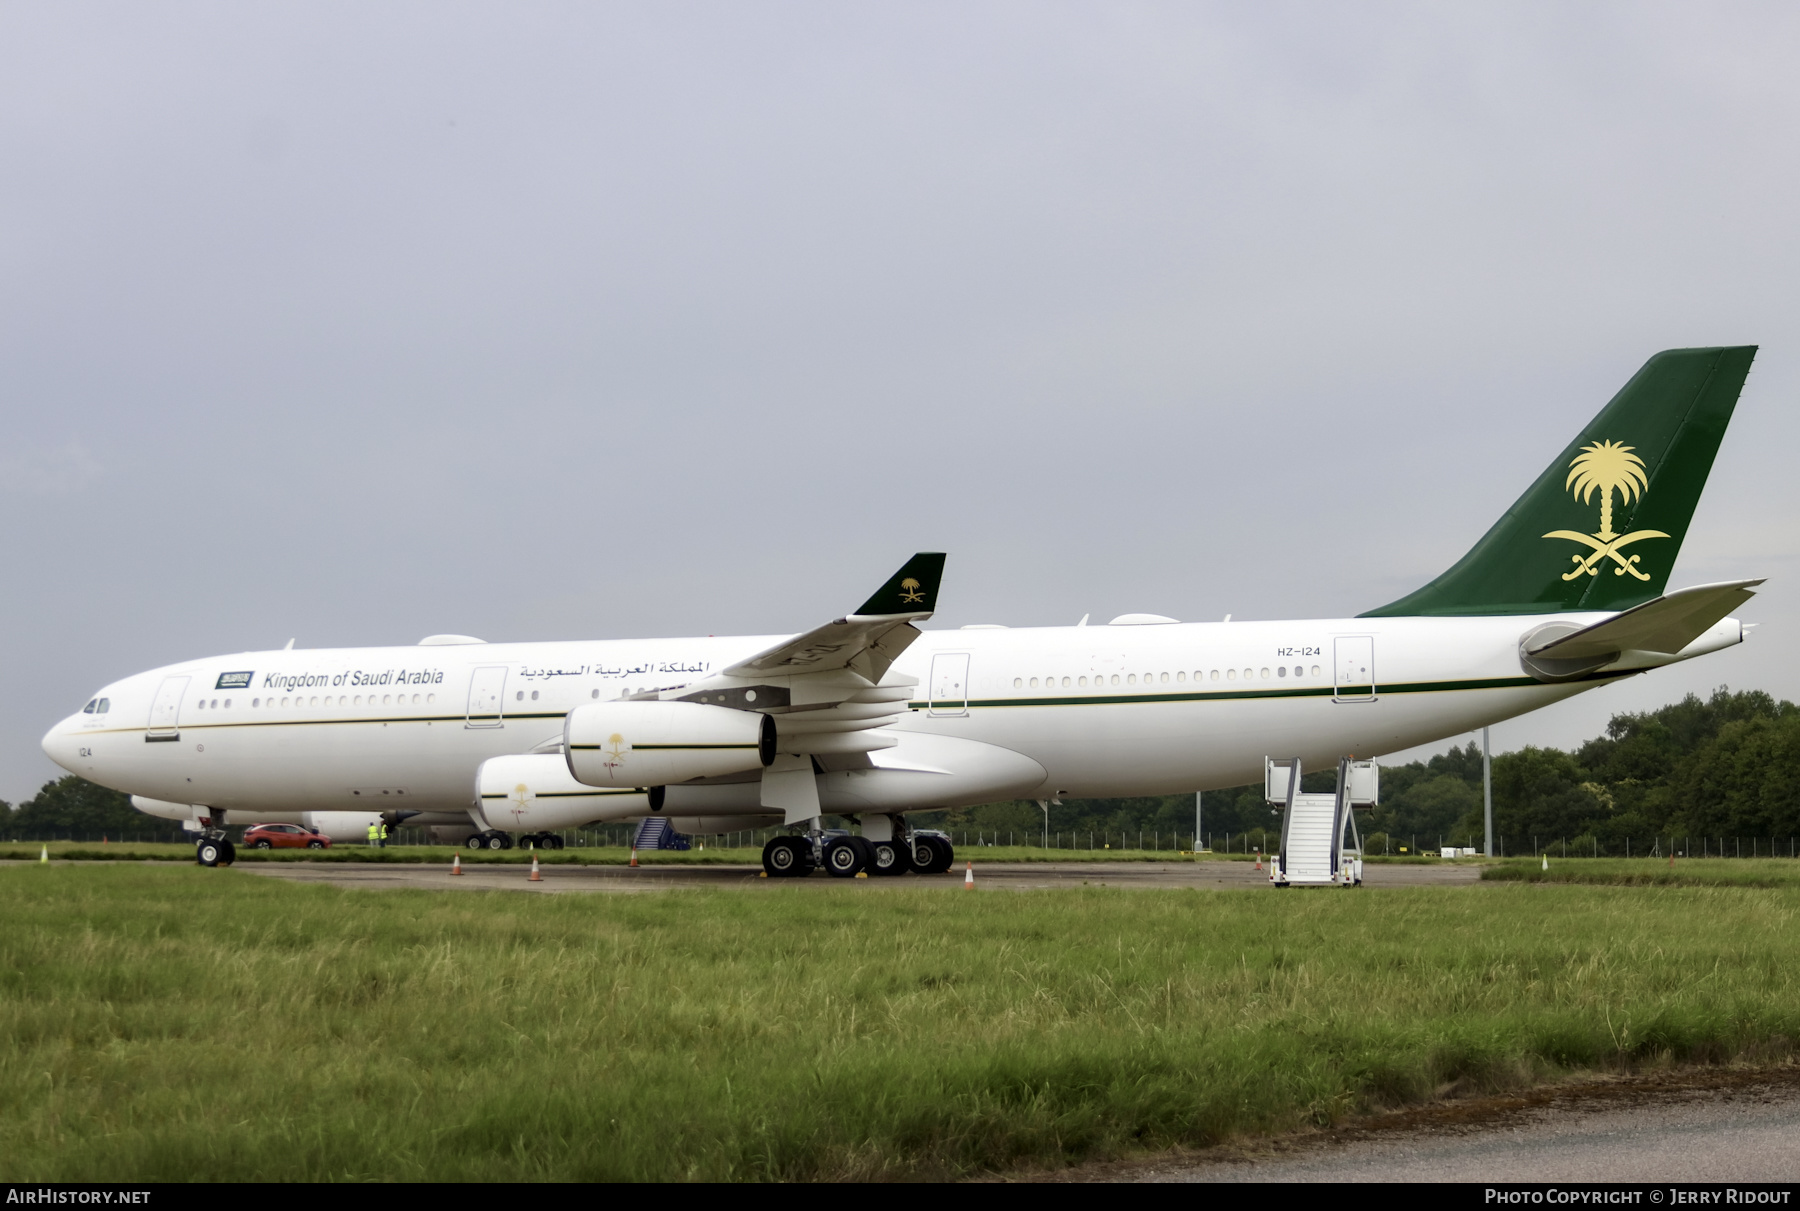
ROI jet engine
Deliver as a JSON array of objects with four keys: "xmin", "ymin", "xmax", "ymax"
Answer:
[
  {"xmin": 564, "ymin": 701, "xmax": 774, "ymax": 789},
  {"xmin": 475, "ymin": 753, "xmax": 652, "ymax": 832}
]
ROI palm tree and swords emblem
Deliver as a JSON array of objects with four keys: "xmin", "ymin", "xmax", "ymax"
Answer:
[{"xmin": 1542, "ymin": 439, "xmax": 1668, "ymax": 582}]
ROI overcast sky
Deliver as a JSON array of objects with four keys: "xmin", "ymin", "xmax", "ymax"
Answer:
[{"xmin": 3, "ymin": 1, "xmax": 1797, "ymax": 801}]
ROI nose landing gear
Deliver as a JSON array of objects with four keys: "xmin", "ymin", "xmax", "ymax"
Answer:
[{"xmin": 195, "ymin": 829, "xmax": 236, "ymax": 867}]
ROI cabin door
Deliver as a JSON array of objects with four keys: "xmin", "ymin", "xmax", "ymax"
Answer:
[
  {"xmin": 1333, "ymin": 637, "xmax": 1376, "ymax": 702},
  {"xmin": 465, "ymin": 666, "xmax": 508, "ymax": 728},
  {"xmin": 928, "ymin": 653, "xmax": 970, "ymax": 717},
  {"xmin": 146, "ymin": 675, "xmax": 190, "ymax": 742}
]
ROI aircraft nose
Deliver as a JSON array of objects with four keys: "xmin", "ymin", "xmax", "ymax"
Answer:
[{"xmin": 41, "ymin": 720, "xmax": 80, "ymax": 775}]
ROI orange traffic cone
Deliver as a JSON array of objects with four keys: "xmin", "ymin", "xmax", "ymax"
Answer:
[
  {"xmin": 629, "ymin": 848, "xmax": 639, "ymax": 868},
  {"xmin": 102, "ymin": 835, "xmax": 108, "ymax": 845},
  {"xmin": 529, "ymin": 854, "xmax": 542, "ymax": 882},
  {"xmin": 964, "ymin": 861, "xmax": 974, "ymax": 889},
  {"xmin": 1254, "ymin": 849, "xmax": 1262, "ymax": 871},
  {"xmin": 451, "ymin": 854, "xmax": 463, "ymax": 876}
]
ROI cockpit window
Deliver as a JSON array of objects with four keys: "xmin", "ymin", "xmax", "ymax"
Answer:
[
  {"xmin": 82, "ymin": 700, "xmax": 96, "ymax": 714},
  {"xmin": 96, "ymin": 699, "xmax": 111, "ymax": 714}
]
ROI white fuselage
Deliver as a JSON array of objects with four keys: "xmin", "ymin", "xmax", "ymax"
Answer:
[{"xmin": 41, "ymin": 611, "xmax": 1742, "ymax": 826}]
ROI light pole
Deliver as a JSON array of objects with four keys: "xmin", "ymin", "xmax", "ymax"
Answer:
[
  {"xmin": 1483, "ymin": 727, "xmax": 1493, "ymax": 858},
  {"xmin": 1195, "ymin": 791, "xmax": 1202, "ymax": 852},
  {"xmin": 1037, "ymin": 799, "xmax": 1050, "ymax": 850}
]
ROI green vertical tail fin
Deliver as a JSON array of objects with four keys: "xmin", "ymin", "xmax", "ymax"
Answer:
[{"xmin": 1362, "ymin": 346, "xmax": 1756, "ymax": 617}]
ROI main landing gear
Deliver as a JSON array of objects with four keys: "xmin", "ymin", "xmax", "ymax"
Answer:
[
  {"xmin": 520, "ymin": 833, "xmax": 565, "ymax": 850},
  {"xmin": 466, "ymin": 831, "xmax": 513, "ymax": 851},
  {"xmin": 759, "ymin": 824, "xmax": 956, "ymax": 878}
]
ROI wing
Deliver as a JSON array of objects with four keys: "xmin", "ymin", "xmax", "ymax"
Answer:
[{"xmin": 721, "ymin": 552, "xmax": 946, "ymax": 683}]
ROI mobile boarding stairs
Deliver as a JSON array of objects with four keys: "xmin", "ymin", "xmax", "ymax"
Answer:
[{"xmin": 1264, "ymin": 757, "xmax": 1378, "ymax": 887}]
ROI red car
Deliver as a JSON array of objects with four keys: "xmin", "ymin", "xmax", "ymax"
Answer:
[{"xmin": 243, "ymin": 823, "xmax": 330, "ymax": 850}]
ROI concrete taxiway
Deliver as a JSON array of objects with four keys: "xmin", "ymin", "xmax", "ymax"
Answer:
[
  {"xmin": 1113, "ymin": 1069, "xmax": 1800, "ymax": 1183},
  {"xmin": 233, "ymin": 857, "xmax": 1484, "ymax": 893}
]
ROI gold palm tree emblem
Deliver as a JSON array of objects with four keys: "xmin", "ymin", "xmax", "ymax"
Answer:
[
  {"xmin": 602, "ymin": 732, "xmax": 628, "ymax": 772},
  {"xmin": 508, "ymin": 781, "xmax": 534, "ymax": 826},
  {"xmin": 899, "ymin": 577, "xmax": 925, "ymax": 604},
  {"xmin": 1543, "ymin": 439, "xmax": 1668, "ymax": 582},
  {"xmin": 1565, "ymin": 440, "xmax": 1648, "ymax": 542}
]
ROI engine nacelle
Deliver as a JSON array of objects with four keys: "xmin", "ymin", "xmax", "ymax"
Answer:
[
  {"xmin": 564, "ymin": 701, "xmax": 773, "ymax": 789},
  {"xmin": 476, "ymin": 753, "xmax": 652, "ymax": 832}
]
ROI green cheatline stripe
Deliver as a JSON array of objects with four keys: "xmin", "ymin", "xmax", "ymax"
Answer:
[
  {"xmin": 907, "ymin": 670, "xmax": 1630, "ymax": 711},
  {"xmin": 569, "ymin": 743, "xmax": 757, "ymax": 752},
  {"xmin": 95, "ymin": 711, "xmax": 572, "ymax": 736},
  {"xmin": 480, "ymin": 790, "xmax": 640, "ymax": 800}
]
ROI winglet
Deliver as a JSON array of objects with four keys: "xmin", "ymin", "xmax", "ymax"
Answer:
[{"xmin": 853, "ymin": 553, "xmax": 946, "ymax": 618}]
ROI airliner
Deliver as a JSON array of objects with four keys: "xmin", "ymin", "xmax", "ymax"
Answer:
[{"xmin": 42, "ymin": 347, "xmax": 1762, "ymax": 877}]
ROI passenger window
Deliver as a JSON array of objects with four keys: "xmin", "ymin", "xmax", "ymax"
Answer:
[
  {"xmin": 1029, "ymin": 677, "xmax": 1039, "ymax": 688},
  {"xmin": 428, "ymin": 693, "xmax": 436, "ymax": 704},
  {"xmin": 1176, "ymin": 672, "xmax": 1186, "ymax": 682},
  {"xmin": 1160, "ymin": 672, "xmax": 1169, "ymax": 683},
  {"xmin": 531, "ymin": 690, "xmax": 539, "ymax": 701},
  {"xmin": 1062, "ymin": 677, "xmax": 1071, "ymax": 688},
  {"xmin": 1014, "ymin": 678, "xmax": 1023, "ymax": 689},
  {"xmin": 591, "ymin": 689, "xmax": 599, "ymax": 699},
  {"xmin": 1227, "ymin": 670, "xmax": 1236, "ymax": 681},
  {"xmin": 1277, "ymin": 667, "xmax": 1286, "ymax": 678},
  {"xmin": 1078, "ymin": 676, "xmax": 1087, "ymax": 687},
  {"xmin": 1311, "ymin": 665, "xmax": 1322, "ymax": 677},
  {"xmin": 224, "ymin": 698, "xmax": 231, "ymax": 707},
  {"xmin": 1111, "ymin": 674, "xmax": 1120, "ymax": 685},
  {"xmin": 1127, "ymin": 674, "xmax": 1136, "ymax": 685},
  {"xmin": 516, "ymin": 691, "xmax": 524, "ymax": 701},
  {"xmin": 1260, "ymin": 668, "xmax": 1270, "ymax": 679}
]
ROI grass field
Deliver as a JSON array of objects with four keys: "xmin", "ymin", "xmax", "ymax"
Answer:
[
  {"xmin": 1483, "ymin": 856, "xmax": 1800, "ymax": 889},
  {"xmin": 4, "ymin": 864, "xmax": 1799, "ymax": 1181}
]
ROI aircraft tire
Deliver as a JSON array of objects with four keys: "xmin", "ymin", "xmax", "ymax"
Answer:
[
  {"xmin": 869, "ymin": 840, "xmax": 910, "ymax": 876},
  {"xmin": 196, "ymin": 840, "xmax": 222, "ymax": 867},
  {"xmin": 465, "ymin": 834, "xmax": 486, "ymax": 851},
  {"xmin": 919, "ymin": 835, "xmax": 954, "ymax": 875},
  {"xmin": 218, "ymin": 839, "xmax": 236, "ymax": 866},
  {"xmin": 762, "ymin": 836, "xmax": 809, "ymax": 878},
  {"xmin": 822, "ymin": 836, "xmax": 862, "ymax": 877}
]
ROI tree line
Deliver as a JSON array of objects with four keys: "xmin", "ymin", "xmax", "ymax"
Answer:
[{"xmin": 0, "ymin": 776, "xmax": 186, "ymax": 842}]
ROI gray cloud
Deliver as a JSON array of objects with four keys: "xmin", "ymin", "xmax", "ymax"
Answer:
[{"xmin": 3, "ymin": 1, "xmax": 1798, "ymax": 798}]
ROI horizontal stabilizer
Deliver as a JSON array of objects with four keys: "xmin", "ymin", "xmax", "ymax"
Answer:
[{"xmin": 1527, "ymin": 579, "xmax": 1762, "ymax": 660}]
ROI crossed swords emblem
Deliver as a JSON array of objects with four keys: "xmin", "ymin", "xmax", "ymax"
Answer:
[{"xmin": 1542, "ymin": 526, "xmax": 1669, "ymax": 581}]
